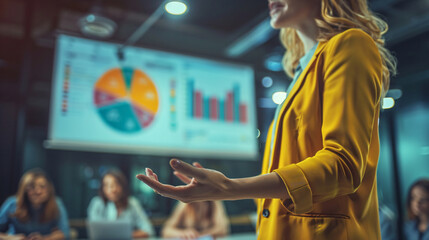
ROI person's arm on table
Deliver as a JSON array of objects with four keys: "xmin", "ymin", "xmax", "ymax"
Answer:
[
  {"xmin": 131, "ymin": 230, "xmax": 150, "ymax": 239},
  {"xmin": 26, "ymin": 229, "xmax": 65, "ymax": 240},
  {"xmin": 0, "ymin": 233, "xmax": 25, "ymax": 240}
]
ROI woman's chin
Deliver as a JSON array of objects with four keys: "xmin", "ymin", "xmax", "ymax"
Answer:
[
  {"xmin": 270, "ymin": 16, "xmax": 289, "ymax": 29},
  {"xmin": 270, "ymin": 19, "xmax": 282, "ymax": 29},
  {"xmin": 107, "ymin": 196, "xmax": 120, "ymax": 202}
]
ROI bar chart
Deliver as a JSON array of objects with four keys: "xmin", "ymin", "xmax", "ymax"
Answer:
[{"xmin": 187, "ymin": 79, "xmax": 248, "ymax": 124}]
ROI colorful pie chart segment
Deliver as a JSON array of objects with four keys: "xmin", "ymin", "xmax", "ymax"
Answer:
[{"xmin": 93, "ymin": 67, "xmax": 159, "ymax": 133}]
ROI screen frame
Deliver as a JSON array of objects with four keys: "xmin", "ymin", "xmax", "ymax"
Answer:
[{"xmin": 46, "ymin": 33, "xmax": 260, "ymax": 161}]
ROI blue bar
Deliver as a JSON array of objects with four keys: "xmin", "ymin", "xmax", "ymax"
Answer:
[
  {"xmin": 219, "ymin": 99, "xmax": 225, "ymax": 121},
  {"xmin": 122, "ymin": 67, "xmax": 134, "ymax": 91},
  {"xmin": 203, "ymin": 97, "xmax": 210, "ymax": 119},
  {"xmin": 233, "ymin": 85, "xmax": 240, "ymax": 122},
  {"xmin": 187, "ymin": 79, "xmax": 194, "ymax": 118}
]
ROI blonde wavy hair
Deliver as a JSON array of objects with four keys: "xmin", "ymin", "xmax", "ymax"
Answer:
[{"xmin": 281, "ymin": 0, "xmax": 397, "ymax": 96}]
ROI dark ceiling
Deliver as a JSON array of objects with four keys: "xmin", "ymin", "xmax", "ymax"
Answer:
[
  {"xmin": 0, "ymin": 0, "xmax": 428, "ymax": 126},
  {"xmin": 0, "ymin": 0, "xmax": 426, "ymax": 63}
]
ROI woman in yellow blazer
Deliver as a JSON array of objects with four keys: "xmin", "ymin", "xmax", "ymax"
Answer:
[{"xmin": 137, "ymin": 0, "xmax": 397, "ymax": 239}]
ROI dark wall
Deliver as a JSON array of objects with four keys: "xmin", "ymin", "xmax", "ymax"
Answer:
[
  {"xmin": 0, "ymin": 36, "xmax": 24, "ymax": 202},
  {"xmin": 0, "ymin": 102, "xmax": 19, "ymax": 200},
  {"xmin": 395, "ymin": 83, "xmax": 429, "ymax": 208},
  {"xmin": 377, "ymin": 80, "xmax": 429, "ymax": 221}
]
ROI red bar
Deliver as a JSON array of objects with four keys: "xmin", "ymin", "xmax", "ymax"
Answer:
[
  {"xmin": 210, "ymin": 97, "xmax": 218, "ymax": 120},
  {"xmin": 226, "ymin": 92, "xmax": 233, "ymax": 122},
  {"xmin": 194, "ymin": 91, "xmax": 202, "ymax": 118},
  {"xmin": 239, "ymin": 104, "xmax": 247, "ymax": 123}
]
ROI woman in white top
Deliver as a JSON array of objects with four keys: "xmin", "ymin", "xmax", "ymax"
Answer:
[{"xmin": 87, "ymin": 169, "xmax": 154, "ymax": 238}]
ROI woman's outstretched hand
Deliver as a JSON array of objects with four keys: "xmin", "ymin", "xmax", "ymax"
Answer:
[
  {"xmin": 136, "ymin": 158, "xmax": 289, "ymax": 202},
  {"xmin": 136, "ymin": 159, "xmax": 235, "ymax": 202}
]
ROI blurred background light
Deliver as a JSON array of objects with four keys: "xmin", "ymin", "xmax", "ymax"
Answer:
[
  {"xmin": 79, "ymin": 14, "xmax": 117, "ymax": 38},
  {"xmin": 165, "ymin": 1, "xmax": 188, "ymax": 15},
  {"xmin": 386, "ymin": 89, "xmax": 403, "ymax": 100},
  {"xmin": 272, "ymin": 91, "xmax": 287, "ymax": 105},
  {"xmin": 261, "ymin": 76, "xmax": 273, "ymax": 88},
  {"xmin": 257, "ymin": 98, "xmax": 277, "ymax": 108},
  {"xmin": 264, "ymin": 53, "xmax": 283, "ymax": 72},
  {"xmin": 86, "ymin": 14, "xmax": 95, "ymax": 23},
  {"xmin": 382, "ymin": 97, "xmax": 395, "ymax": 109}
]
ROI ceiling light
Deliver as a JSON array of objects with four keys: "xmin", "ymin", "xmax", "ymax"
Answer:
[
  {"xmin": 79, "ymin": 14, "xmax": 117, "ymax": 38},
  {"xmin": 165, "ymin": 1, "xmax": 188, "ymax": 15},
  {"xmin": 272, "ymin": 92, "xmax": 287, "ymax": 105}
]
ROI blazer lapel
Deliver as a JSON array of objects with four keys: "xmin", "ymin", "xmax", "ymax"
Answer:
[
  {"xmin": 280, "ymin": 42, "xmax": 326, "ymax": 115},
  {"xmin": 268, "ymin": 42, "xmax": 327, "ymax": 172}
]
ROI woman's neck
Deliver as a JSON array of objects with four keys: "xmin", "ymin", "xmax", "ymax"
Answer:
[{"xmin": 295, "ymin": 19, "xmax": 319, "ymax": 53}]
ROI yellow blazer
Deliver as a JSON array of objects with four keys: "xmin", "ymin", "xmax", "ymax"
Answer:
[{"xmin": 257, "ymin": 29, "xmax": 383, "ymax": 240}]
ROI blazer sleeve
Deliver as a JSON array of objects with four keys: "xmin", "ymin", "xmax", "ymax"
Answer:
[{"xmin": 274, "ymin": 29, "xmax": 383, "ymax": 214}]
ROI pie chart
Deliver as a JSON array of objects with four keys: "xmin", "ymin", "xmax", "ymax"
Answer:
[{"xmin": 93, "ymin": 67, "xmax": 159, "ymax": 133}]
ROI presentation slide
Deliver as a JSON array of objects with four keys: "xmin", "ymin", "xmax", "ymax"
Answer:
[{"xmin": 46, "ymin": 35, "xmax": 258, "ymax": 159}]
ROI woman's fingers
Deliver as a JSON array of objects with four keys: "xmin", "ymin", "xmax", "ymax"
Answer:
[
  {"xmin": 170, "ymin": 159, "xmax": 206, "ymax": 180},
  {"xmin": 193, "ymin": 162, "xmax": 204, "ymax": 168},
  {"xmin": 137, "ymin": 174, "xmax": 171, "ymax": 195},
  {"xmin": 144, "ymin": 168, "xmax": 160, "ymax": 193},
  {"xmin": 136, "ymin": 174, "xmax": 193, "ymax": 200},
  {"xmin": 145, "ymin": 168, "xmax": 158, "ymax": 182},
  {"xmin": 137, "ymin": 174, "xmax": 172, "ymax": 197},
  {"xmin": 174, "ymin": 161, "xmax": 204, "ymax": 184},
  {"xmin": 145, "ymin": 168, "xmax": 153, "ymax": 178},
  {"xmin": 136, "ymin": 173, "xmax": 204, "ymax": 203},
  {"xmin": 173, "ymin": 171, "xmax": 193, "ymax": 184}
]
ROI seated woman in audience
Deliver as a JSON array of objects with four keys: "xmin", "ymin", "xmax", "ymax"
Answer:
[
  {"xmin": 161, "ymin": 200, "xmax": 229, "ymax": 240},
  {"xmin": 404, "ymin": 179, "xmax": 429, "ymax": 240},
  {"xmin": 87, "ymin": 169, "xmax": 154, "ymax": 238},
  {"xmin": 0, "ymin": 168, "xmax": 69, "ymax": 240}
]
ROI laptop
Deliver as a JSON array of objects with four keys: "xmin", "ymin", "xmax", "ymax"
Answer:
[{"xmin": 87, "ymin": 220, "xmax": 133, "ymax": 240}]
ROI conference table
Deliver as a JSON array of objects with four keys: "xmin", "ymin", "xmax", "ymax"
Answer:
[
  {"xmin": 71, "ymin": 214, "xmax": 257, "ymax": 240},
  {"xmin": 77, "ymin": 232, "xmax": 257, "ymax": 240}
]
